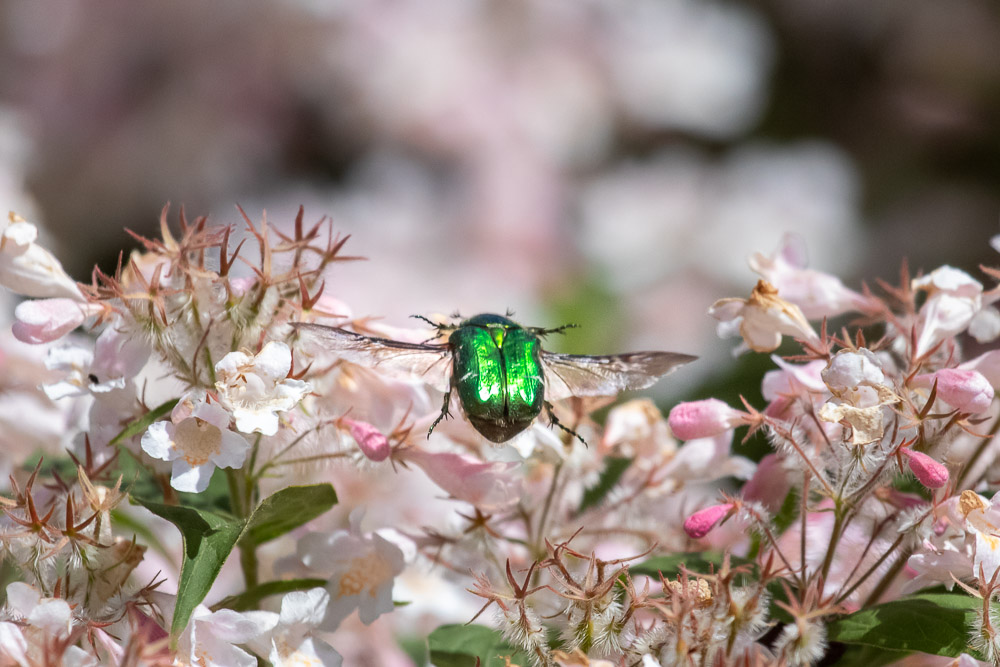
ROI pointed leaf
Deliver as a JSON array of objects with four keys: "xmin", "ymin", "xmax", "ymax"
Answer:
[
  {"xmin": 242, "ymin": 483, "xmax": 338, "ymax": 545},
  {"xmin": 827, "ymin": 592, "xmax": 983, "ymax": 659},
  {"xmin": 428, "ymin": 624, "xmax": 531, "ymax": 667},
  {"xmin": 109, "ymin": 398, "xmax": 179, "ymax": 447},
  {"xmin": 133, "ymin": 498, "xmax": 243, "ymax": 641}
]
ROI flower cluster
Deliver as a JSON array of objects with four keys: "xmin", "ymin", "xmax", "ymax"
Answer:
[{"xmin": 1, "ymin": 208, "xmax": 999, "ymax": 666}]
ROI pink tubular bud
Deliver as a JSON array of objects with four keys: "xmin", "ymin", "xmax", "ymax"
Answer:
[
  {"xmin": 343, "ymin": 419, "xmax": 390, "ymax": 462},
  {"xmin": 12, "ymin": 298, "xmax": 98, "ymax": 344},
  {"xmin": 683, "ymin": 502, "xmax": 735, "ymax": 539},
  {"xmin": 915, "ymin": 368, "xmax": 994, "ymax": 414},
  {"xmin": 900, "ymin": 449, "xmax": 949, "ymax": 489},
  {"xmin": 668, "ymin": 399, "xmax": 744, "ymax": 440}
]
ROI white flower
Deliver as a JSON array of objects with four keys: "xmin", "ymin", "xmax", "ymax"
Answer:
[
  {"xmin": 818, "ymin": 349, "xmax": 897, "ymax": 446},
  {"xmin": 243, "ymin": 588, "xmax": 343, "ymax": 667},
  {"xmin": 0, "ymin": 216, "xmax": 83, "ymax": 300},
  {"xmin": 141, "ymin": 398, "xmax": 248, "ymax": 493},
  {"xmin": 5, "ymin": 582, "xmax": 72, "ymax": 638},
  {"xmin": 912, "ymin": 266, "xmax": 983, "ymax": 359},
  {"xmin": 710, "ymin": 279, "xmax": 818, "ymax": 353},
  {"xmin": 749, "ymin": 234, "xmax": 878, "ymax": 319},
  {"xmin": 288, "ymin": 511, "xmax": 405, "ymax": 631},
  {"xmin": 215, "ymin": 341, "xmax": 311, "ymax": 436},
  {"xmin": 42, "ymin": 325, "xmax": 150, "ymax": 400},
  {"xmin": 175, "ymin": 606, "xmax": 263, "ymax": 667}
]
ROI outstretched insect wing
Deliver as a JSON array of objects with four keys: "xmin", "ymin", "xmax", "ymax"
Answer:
[
  {"xmin": 541, "ymin": 350, "xmax": 697, "ymax": 401},
  {"xmin": 292, "ymin": 322, "xmax": 453, "ymax": 392}
]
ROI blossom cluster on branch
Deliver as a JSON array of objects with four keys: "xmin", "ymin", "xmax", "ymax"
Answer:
[{"xmin": 0, "ymin": 208, "xmax": 999, "ymax": 666}]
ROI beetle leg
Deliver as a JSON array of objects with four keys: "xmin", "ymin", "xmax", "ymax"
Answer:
[
  {"xmin": 427, "ymin": 387, "xmax": 454, "ymax": 438},
  {"xmin": 530, "ymin": 323, "xmax": 580, "ymax": 338},
  {"xmin": 544, "ymin": 400, "xmax": 587, "ymax": 447}
]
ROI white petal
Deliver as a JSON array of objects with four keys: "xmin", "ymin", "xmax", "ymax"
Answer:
[
  {"xmin": 28, "ymin": 598, "xmax": 72, "ymax": 636},
  {"xmin": 141, "ymin": 422, "xmax": 179, "ymax": 462},
  {"xmin": 170, "ymin": 459, "xmax": 214, "ymax": 493},
  {"xmin": 212, "ymin": 430, "xmax": 249, "ymax": 469},
  {"xmin": 279, "ymin": 588, "xmax": 330, "ymax": 631},
  {"xmin": 232, "ymin": 408, "xmax": 279, "ymax": 436},
  {"xmin": 215, "ymin": 350, "xmax": 251, "ymax": 379},
  {"xmin": 0, "ymin": 621, "xmax": 27, "ymax": 664},
  {"xmin": 5, "ymin": 582, "xmax": 40, "ymax": 616},
  {"xmin": 192, "ymin": 401, "xmax": 233, "ymax": 431},
  {"xmin": 3, "ymin": 220, "xmax": 37, "ymax": 246},
  {"xmin": 254, "ymin": 341, "xmax": 292, "ymax": 382}
]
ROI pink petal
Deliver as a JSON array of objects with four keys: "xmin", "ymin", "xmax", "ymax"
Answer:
[
  {"xmin": 344, "ymin": 418, "xmax": 390, "ymax": 462},
  {"xmin": 668, "ymin": 399, "xmax": 743, "ymax": 440},
  {"xmin": 399, "ymin": 448, "xmax": 521, "ymax": 510},
  {"xmin": 683, "ymin": 502, "xmax": 735, "ymax": 539},
  {"xmin": 915, "ymin": 368, "xmax": 994, "ymax": 414},
  {"xmin": 12, "ymin": 298, "xmax": 97, "ymax": 344},
  {"xmin": 900, "ymin": 449, "xmax": 949, "ymax": 489}
]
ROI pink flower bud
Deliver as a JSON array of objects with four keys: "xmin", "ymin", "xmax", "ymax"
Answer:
[
  {"xmin": 12, "ymin": 298, "xmax": 99, "ymax": 344},
  {"xmin": 915, "ymin": 368, "xmax": 994, "ymax": 414},
  {"xmin": 683, "ymin": 502, "xmax": 735, "ymax": 539},
  {"xmin": 343, "ymin": 419, "xmax": 390, "ymax": 462},
  {"xmin": 900, "ymin": 449, "xmax": 949, "ymax": 489},
  {"xmin": 668, "ymin": 399, "xmax": 743, "ymax": 440}
]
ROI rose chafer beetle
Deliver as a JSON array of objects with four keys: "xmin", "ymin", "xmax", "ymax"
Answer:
[{"xmin": 294, "ymin": 313, "xmax": 696, "ymax": 443}]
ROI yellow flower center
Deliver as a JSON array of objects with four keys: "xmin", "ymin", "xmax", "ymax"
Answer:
[
  {"xmin": 338, "ymin": 555, "xmax": 391, "ymax": 598},
  {"xmin": 175, "ymin": 418, "xmax": 222, "ymax": 466}
]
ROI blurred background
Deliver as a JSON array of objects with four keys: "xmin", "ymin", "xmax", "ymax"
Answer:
[{"xmin": 1, "ymin": 0, "xmax": 999, "ymax": 395}]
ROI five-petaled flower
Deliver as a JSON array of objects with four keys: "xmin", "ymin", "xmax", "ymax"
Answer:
[
  {"xmin": 214, "ymin": 341, "xmax": 311, "ymax": 436},
  {"xmin": 141, "ymin": 396, "xmax": 249, "ymax": 493}
]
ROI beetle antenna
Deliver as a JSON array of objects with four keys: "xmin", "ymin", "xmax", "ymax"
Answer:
[
  {"xmin": 410, "ymin": 314, "xmax": 457, "ymax": 340},
  {"xmin": 531, "ymin": 323, "xmax": 580, "ymax": 338}
]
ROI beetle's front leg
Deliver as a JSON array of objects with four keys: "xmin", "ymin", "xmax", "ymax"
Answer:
[
  {"xmin": 427, "ymin": 387, "xmax": 454, "ymax": 439},
  {"xmin": 544, "ymin": 400, "xmax": 587, "ymax": 446}
]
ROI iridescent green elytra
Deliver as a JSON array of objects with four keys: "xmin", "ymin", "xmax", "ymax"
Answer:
[
  {"xmin": 294, "ymin": 313, "xmax": 696, "ymax": 443},
  {"xmin": 448, "ymin": 314, "xmax": 545, "ymax": 442}
]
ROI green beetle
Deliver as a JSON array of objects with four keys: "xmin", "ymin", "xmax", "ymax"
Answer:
[{"xmin": 294, "ymin": 313, "xmax": 695, "ymax": 443}]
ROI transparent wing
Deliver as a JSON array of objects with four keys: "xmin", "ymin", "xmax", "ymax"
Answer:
[
  {"xmin": 541, "ymin": 351, "xmax": 697, "ymax": 401},
  {"xmin": 293, "ymin": 322, "xmax": 453, "ymax": 392}
]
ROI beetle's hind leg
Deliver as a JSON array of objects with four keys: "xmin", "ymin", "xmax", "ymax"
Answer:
[
  {"xmin": 530, "ymin": 323, "xmax": 580, "ymax": 338},
  {"xmin": 544, "ymin": 400, "xmax": 587, "ymax": 446},
  {"xmin": 427, "ymin": 387, "xmax": 454, "ymax": 439}
]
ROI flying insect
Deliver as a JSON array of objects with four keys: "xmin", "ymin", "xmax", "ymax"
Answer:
[{"xmin": 293, "ymin": 313, "xmax": 696, "ymax": 443}]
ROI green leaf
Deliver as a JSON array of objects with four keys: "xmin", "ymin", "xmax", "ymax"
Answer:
[
  {"xmin": 211, "ymin": 578, "xmax": 328, "ymax": 612},
  {"xmin": 109, "ymin": 398, "xmax": 179, "ymax": 447},
  {"xmin": 242, "ymin": 483, "xmax": 338, "ymax": 545},
  {"xmin": 577, "ymin": 457, "xmax": 631, "ymax": 515},
  {"xmin": 132, "ymin": 483, "xmax": 337, "ymax": 642},
  {"xmin": 133, "ymin": 498, "xmax": 243, "ymax": 641},
  {"xmin": 828, "ymin": 592, "xmax": 982, "ymax": 659},
  {"xmin": 428, "ymin": 624, "xmax": 531, "ymax": 667},
  {"xmin": 831, "ymin": 643, "xmax": 910, "ymax": 667}
]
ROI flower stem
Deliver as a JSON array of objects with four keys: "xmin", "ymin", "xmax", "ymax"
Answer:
[{"xmin": 226, "ymin": 468, "xmax": 259, "ymax": 591}]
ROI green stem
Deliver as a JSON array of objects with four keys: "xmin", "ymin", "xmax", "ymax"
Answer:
[
  {"xmin": 226, "ymin": 468, "xmax": 259, "ymax": 590},
  {"xmin": 818, "ymin": 505, "xmax": 845, "ymax": 583}
]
